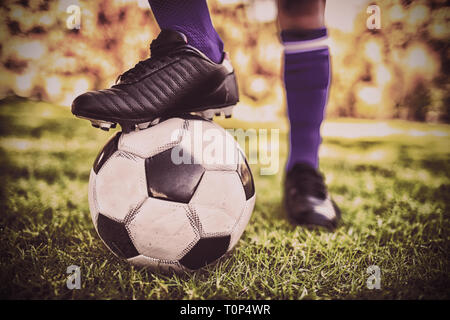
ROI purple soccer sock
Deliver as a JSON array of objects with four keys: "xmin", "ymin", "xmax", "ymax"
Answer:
[
  {"xmin": 148, "ymin": 0, "xmax": 224, "ymax": 63},
  {"xmin": 282, "ymin": 28, "xmax": 330, "ymax": 170}
]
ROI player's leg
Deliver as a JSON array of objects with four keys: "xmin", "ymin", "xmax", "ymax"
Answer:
[
  {"xmin": 148, "ymin": 0, "xmax": 223, "ymax": 64},
  {"xmin": 72, "ymin": 0, "xmax": 238, "ymax": 132},
  {"xmin": 280, "ymin": 0, "xmax": 341, "ymax": 230}
]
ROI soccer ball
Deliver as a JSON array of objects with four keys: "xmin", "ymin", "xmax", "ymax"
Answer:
[{"xmin": 88, "ymin": 115, "xmax": 256, "ymax": 272}]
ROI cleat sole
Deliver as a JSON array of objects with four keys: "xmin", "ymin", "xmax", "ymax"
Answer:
[
  {"xmin": 81, "ymin": 116, "xmax": 117, "ymax": 132},
  {"xmin": 76, "ymin": 104, "xmax": 234, "ymax": 133},
  {"xmin": 193, "ymin": 105, "xmax": 234, "ymax": 121}
]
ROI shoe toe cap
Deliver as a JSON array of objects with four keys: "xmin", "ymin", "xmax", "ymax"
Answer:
[
  {"xmin": 71, "ymin": 91, "xmax": 99, "ymax": 116},
  {"xmin": 286, "ymin": 195, "xmax": 341, "ymax": 230}
]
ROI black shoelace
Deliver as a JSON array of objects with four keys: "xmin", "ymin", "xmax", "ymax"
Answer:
[{"xmin": 115, "ymin": 36, "xmax": 184, "ymax": 84}]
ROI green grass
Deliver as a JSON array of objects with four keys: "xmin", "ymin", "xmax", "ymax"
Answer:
[{"xmin": 0, "ymin": 97, "xmax": 449, "ymax": 300}]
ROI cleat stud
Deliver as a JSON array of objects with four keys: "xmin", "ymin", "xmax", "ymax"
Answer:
[
  {"xmin": 98, "ymin": 121, "xmax": 114, "ymax": 131},
  {"xmin": 223, "ymin": 106, "xmax": 233, "ymax": 118},
  {"xmin": 150, "ymin": 118, "xmax": 161, "ymax": 126},
  {"xmin": 137, "ymin": 121, "xmax": 151, "ymax": 130}
]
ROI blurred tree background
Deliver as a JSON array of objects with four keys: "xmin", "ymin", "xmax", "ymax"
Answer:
[{"xmin": 0, "ymin": 0, "xmax": 448, "ymax": 123}]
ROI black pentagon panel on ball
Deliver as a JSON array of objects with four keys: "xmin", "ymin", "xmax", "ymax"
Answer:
[
  {"xmin": 145, "ymin": 148, "xmax": 205, "ymax": 203},
  {"xmin": 93, "ymin": 132, "xmax": 122, "ymax": 174},
  {"xmin": 97, "ymin": 213, "xmax": 139, "ymax": 259},
  {"xmin": 179, "ymin": 235, "xmax": 231, "ymax": 270},
  {"xmin": 237, "ymin": 150, "xmax": 255, "ymax": 200}
]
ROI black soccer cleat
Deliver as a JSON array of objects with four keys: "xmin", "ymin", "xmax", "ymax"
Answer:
[
  {"xmin": 71, "ymin": 29, "xmax": 239, "ymax": 132},
  {"xmin": 284, "ymin": 163, "xmax": 341, "ymax": 230}
]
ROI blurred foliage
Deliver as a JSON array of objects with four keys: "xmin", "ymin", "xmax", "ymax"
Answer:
[
  {"xmin": 335, "ymin": 0, "xmax": 450, "ymax": 122},
  {"xmin": 0, "ymin": 0, "xmax": 448, "ymax": 122}
]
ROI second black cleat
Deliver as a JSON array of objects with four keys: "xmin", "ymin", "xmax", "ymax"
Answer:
[
  {"xmin": 71, "ymin": 29, "xmax": 239, "ymax": 132},
  {"xmin": 284, "ymin": 163, "xmax": 341, "ymax": 231}
]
